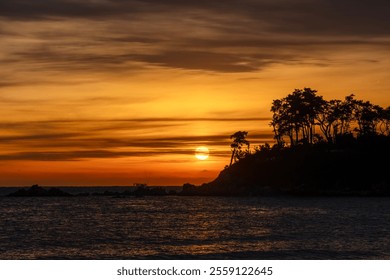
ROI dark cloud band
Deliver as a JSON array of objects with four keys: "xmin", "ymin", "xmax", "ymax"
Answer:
[
  {"xmin": 0, "ymin": 118, "xmax": 273, "ymax": 161},
  {"xmin": 2, "ymin": 0, "xmax": 390, "ymax": 77}
]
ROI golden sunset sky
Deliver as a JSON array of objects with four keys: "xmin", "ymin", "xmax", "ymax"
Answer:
[{"xmin": 1, "ymin": 0, "xmax": 390, "ymax": 186}]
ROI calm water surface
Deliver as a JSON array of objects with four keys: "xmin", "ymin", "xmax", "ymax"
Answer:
[{"xmin": 0, "ymin": 196, "xmax": 389, "ymax": 259}]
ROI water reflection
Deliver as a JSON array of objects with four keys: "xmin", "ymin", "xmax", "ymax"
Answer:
[{"xmin": 0, "ymin": 196, "xmax": 389, "ymax": 259}]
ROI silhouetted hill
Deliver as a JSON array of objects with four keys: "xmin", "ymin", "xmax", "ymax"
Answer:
[{"xmin": 185, "ymin": 135, "xmax": 390, "ymax": 196}]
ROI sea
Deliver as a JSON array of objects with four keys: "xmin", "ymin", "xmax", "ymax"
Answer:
[{"xmin": 0, "ymin": 191, "xmax": 389, "ymax": 259}]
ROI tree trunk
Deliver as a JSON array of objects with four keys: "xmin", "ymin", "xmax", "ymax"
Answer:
[
  {"xmin": 309, "ymin": 125, "xmax": 313, "ymax": 144},
  {"xmin": 229, "ymin": 149, "xmax": 235, "ymax": 167},
  {"xmin": 289, "ymin": 134, "xmax": 294, "ymax": 146}
]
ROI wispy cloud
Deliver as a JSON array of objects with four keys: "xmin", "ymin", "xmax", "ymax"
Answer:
[
  {"xmin": 2, "ymin": 0, "xmax": 390, "ymax": 81},
  {"xmin": 0, "ymin": 118, "xmax": 273, "ymax": 161},
  {"xmin": 0, "ymin": 149, "xmax": 193, "ymax": 161},
  {"xmin": 3, "ymin": 0, "xmax": 390, "ymax": 38}
]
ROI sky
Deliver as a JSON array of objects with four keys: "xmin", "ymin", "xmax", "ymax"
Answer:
[{"xmin": 1, "ymin": 0, "xmax": 390, "ymax": 186}]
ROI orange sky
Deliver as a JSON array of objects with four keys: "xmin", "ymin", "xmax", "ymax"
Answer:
[{"xmin": 1, "ymin": 0, "xmax": 390, "ymax": 186}]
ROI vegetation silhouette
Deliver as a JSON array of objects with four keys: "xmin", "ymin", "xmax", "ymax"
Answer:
[
  {"xmin": 184, "ymin": 88, "xmax": 390, "ymax": 196},
  {"xmin": 229, "ymin": 131, "xmax": 250, "ymax": 166},
  {"xmin": 271, "ymin": 89, "xmax": 390, "ymax": 146}
]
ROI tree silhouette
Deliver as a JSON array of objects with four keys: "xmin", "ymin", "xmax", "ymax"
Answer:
[
  {"xmin": 229, "ymin": 131, "xmax": 250, "ymax": 166},
  {"xmin": 353, "ymin": 99, "xmax": 383, "ymax": 136},
  {"xmin": 379, "ymin": 106, "xmax": 390, "ymax": 135},
  {"xmin": 317, "ymin": 95, "xmax": 355, "ymax": 143},
  {"xmin": 270, "ymin": 88, "xmax": 325, "ymax": 146},
  {"xmin": 317, "ymin": 99, "xmax": 337, "ymax": 143},
  {"xmin": 270, "ymin": 98, "xmax": 291, "ymax": 146},
  {"xmin": 270, "ymin": 89, "xmax": 388, "ymax": 145}
]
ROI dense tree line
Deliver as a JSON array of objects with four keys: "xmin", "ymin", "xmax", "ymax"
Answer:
[
  {"xmin": 270, "ymin": 88, "xmax": 390, "ymax": 146},
  {"xmin": 227, "ymin": 88, "xmax": 390, "ymax": 167}
]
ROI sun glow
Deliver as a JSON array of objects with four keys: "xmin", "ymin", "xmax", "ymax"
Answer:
[{"xmin": 195, "ymin": 146, "xmax": 209, "ymax": 160}]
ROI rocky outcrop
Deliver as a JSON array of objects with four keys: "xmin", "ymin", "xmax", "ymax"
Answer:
[{"xmin": 8, "ymin": 185, "xmax": 72, "ymax": 197}]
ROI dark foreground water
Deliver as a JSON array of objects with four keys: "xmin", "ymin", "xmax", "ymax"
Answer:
[{"xmin": 0, "ymin": 196, "xmax": 389, "ymax": 259}]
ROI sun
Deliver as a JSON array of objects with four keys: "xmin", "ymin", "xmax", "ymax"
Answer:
[{"xmin": 195, "ymin": 146, "xmax": 209, "ymax": 160}]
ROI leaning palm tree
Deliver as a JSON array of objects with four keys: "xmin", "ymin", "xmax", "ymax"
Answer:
[{"xmin": 229, "ymin": 131, "xmax": 250, "ymax": 166}]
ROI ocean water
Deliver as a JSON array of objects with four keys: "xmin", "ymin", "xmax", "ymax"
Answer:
[{"xmin": 0, "ymin": 196, "xmax": 389, "ymax": 259}]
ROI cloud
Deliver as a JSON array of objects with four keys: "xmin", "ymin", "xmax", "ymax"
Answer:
[
  {"xmin": 0, "ymin": 149, "xmax": 194, "ymax": 161},
  {"xmin": 131, "ymin": 51, "xmax": 266, "ymax": 73},
  {"xmin": 1, "ymin": 0, "xmax": 390, "ymax": 78},
  {"xmin": 2, "ymin": 0, "xmax": 390, "ymax": 36},
  {"xmin": 0, "ymin": 118, "xmax": 274, "ymax": 161},
  {"xmin": 0, "ymin": 0, "xmax": 132, "ymax": 20},
  {"xmin": 0, "ymin": 81, "xmax": 28, "ymax": 88}
]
